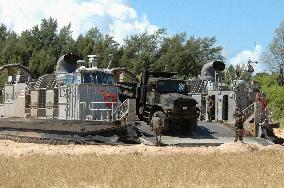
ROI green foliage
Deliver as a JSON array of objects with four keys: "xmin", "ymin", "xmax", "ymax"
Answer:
[
  {"xmin": 263, "ymin": 20, "xmax": 284, "ymax": 72},
  {"xmin": 254, "ymin": 74, "xmax": 284, "ymax": 120},
  {"xmin": 0, "ymin": 17, "xmax": 223, "ymax": 79}
]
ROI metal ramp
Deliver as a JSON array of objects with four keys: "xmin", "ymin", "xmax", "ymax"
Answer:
[{"xmin": 137, "ymin": 121, "xmax": 274, "ymax": 146}]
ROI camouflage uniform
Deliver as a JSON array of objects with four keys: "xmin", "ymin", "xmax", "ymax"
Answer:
[
  {"xmin": 207, "ymin": 99, "xmax": 214, "ymax": 122},
  {"xmin": 259, "ymin": 119, "xmax": 269, "ymax": 139},
  {"xmin": 151, "ymin": 111, "xmax": 165, "ymax": 146},
  {"xmin": 234, "ymin": 107, "xmax": 245, "ymax": 143}
]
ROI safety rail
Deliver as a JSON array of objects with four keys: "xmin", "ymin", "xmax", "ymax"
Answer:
[
  {"xmin": 88, "ymin": 102, "xmax": 117, "ymax": 121},
  {"xmin": 113, "ymin": 99, "xmax": 129, "ymax": 121},
  {"xmin": 78, "ymin": 100, "xmax": 130, "ymax": 121},
  {"xmin": 242, "ymin": 102, "xmax": 255, "ymax": 121}
]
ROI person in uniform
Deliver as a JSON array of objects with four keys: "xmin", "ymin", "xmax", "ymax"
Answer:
[
  {"xmin": 233, "ymin": 106, "xmax": 245, "ymax": 143},
  {"xmin": 152, "ymin": 112, "xmax": 162, "ymax": 146},
  {"xmin": 207, "ymin": 97, "xmax": 214, "ymax": 122},
  {"xmin": 259, "ymin": 118, "xmax": 269, "ymax": 139}
]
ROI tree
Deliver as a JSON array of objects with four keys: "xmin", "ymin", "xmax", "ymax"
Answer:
[
  {"xmin": 0, "ymin": 24, "xmax": 8, "ymax": 65},
  {"xmin": 153, "ymin": 33, "xmax": 186, "ymax": 73},
  {"xmin": 154, "ymin": 34, "xmax": 223, "ymax": 78},
  {"xmin": 0, "ymin": 17, "xmax": 223, "ymax": 79},
  {"xmin": 57, "ymin": 23, "xmax": 76, "ymax": 56},
  {"xmin": 74, "ymin": 27, "xmax": 120, "ymax": 68},
  {"xmin": 263, "ymin": 21, "xmax": 284, "ymax": 72},
  {"xmin": 120, "ymin": 29, "xmax": 166, "ymax": 74},
  {"xmin": 1, "ymin": 31, "xmax": 20, "ymax": 65},
  {"xmin": 254, "ymin": 73, "xmax": 284, "ymax": 120}
]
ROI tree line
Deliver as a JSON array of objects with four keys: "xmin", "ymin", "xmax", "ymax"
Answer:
[{"xmin": 0, "ymin": 17, "xmax": 223, "ymax": 78}]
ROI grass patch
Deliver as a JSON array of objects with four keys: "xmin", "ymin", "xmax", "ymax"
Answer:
[{"xmin": 0, "ymin": 151, "xmax": 284, "ymax": 188}]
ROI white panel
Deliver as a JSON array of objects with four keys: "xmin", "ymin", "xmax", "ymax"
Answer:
[{"xmin": 46, "ymin": 90, "xmax": 54, "ymax": 119}]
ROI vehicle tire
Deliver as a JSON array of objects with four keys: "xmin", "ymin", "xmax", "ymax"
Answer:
[{"xmin": 182, "ymin": 119, "xmax": 197, "ymax": 135}]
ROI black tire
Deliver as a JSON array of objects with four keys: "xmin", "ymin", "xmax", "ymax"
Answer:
[{"xmin": 182, "ymin": 119, "xmax": 197, "ymax": 135}]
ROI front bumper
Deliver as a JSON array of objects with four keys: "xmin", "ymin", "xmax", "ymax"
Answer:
[{"xmin": 167, "ymin": 113, "xmax": 199, "ymax": 120}]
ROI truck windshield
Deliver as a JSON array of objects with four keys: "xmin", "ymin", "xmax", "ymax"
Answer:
[{"xmin": 157, "ymin": 80, "xmax": 187, "ymax": 94}]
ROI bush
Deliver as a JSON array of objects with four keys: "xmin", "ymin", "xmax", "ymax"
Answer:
[{"xmin": 254, "ymin": 74, "xmax": 284, "ymax": 120}]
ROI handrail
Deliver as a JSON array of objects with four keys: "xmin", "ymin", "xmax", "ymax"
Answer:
[
  {"xmin": 88, "ymin": 101, "xmax": 121, "ymax": 121},
  {"xmin": 242, "ymin": 102, "xmax": 255, "ymax": 121},
  {"xmin": 113, "ymin": 99, "xmax": 129, "ymax": 121},
  {"xmin": 79, "ymin": 100, "xmax": 129, "ymax": 121}
]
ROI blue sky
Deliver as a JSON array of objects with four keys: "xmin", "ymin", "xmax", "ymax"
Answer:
[
  {"xmin": 130, "ymin": 0, "xmax": 284, "ymax": 60},
  {"xmin": 0, "ymin": 0, "xmax": 283, "ymax": 71}
]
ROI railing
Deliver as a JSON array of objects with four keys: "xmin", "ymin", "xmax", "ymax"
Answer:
[
  {"xmin": 77, "ymin": 99, "xmax": 132, "ymax": 122},
  {"xmin": 242, "ymin": 102, "xmax": 255, "ymax": 121},
  {"xmin": 88, "ymin": 102, "xmax": 118, "ymax": 121},
  {"xmin": 78, "ymin": 101, "xmax": 128, "ymax": 121},
  {"xmin": 113, "ymin": 99, "xmax": 129, "ymax": 121}
]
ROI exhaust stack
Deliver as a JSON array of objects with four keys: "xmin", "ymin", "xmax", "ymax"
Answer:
[{"xmin": 199, "ymin": 60, "xmax": 225, "ymax": 81}]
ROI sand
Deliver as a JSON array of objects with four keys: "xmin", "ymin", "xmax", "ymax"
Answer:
[
  {"xmin": 273, "ymin": 128, "xmax": 284, "ymax": 138},
  {"xmin": 0, "ymin": 140, "xmax": 283, "ymax": 157}
]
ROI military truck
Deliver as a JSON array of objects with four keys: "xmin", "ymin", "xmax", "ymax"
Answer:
[{"xmin": 116, "ymin": 65, "xmax": 200, "ymax": 134}]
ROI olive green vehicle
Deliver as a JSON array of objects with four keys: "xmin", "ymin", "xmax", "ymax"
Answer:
[
  {"xmin": 117, "ymin": 68, "xmax": 200, "ymax": 134},
  {"xmin": 139, "ymin": 71, "xmax": 200, "ymax": 133}
]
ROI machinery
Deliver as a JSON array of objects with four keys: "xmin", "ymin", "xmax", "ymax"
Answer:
[
  {"xmin": 117, "ymin": 63, "xmax": 200, "ymax": 134},
  {"xmin": 188, "ymin": 60, "xmax": 282, "ymax": 142},
  {"xmin": 1, "ymin": 54, "xmax": 280, "ymax": 145},
  {"xmin": 0, "ymin": 54, "xmax": 138, "ymax": 144}
]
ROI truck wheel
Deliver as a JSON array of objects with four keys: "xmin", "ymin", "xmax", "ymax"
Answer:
[{"xmin": 182, "ymin": 119, "xmax": 197, "ymax": 135}]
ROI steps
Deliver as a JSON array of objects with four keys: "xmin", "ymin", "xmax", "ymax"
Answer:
[
  {"xmin": 34, "ymin": 75, "xmax": 57, "ymax": 90},
  {"xmin": 192, "ymin": 80, "xmax": 208, "ymax": 93},
  {"xmin": 113, "ymin": 99, "xmax": 129, "ymax": 121},
  {"xmin": 33, "ymin": 76, "xmax": 44, "ymax": 89}
]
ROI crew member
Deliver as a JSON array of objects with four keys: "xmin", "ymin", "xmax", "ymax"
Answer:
[
  {"xmin": 234, "ymin": 106, "xmax": 245, "ymax": 143},
  {"xmin": 259, "ymin": 118, "xmax": 269, "ymax": 139},
  {"xmin": 207, "ymin": 97, "xmax": 214, "ymax": 122}
]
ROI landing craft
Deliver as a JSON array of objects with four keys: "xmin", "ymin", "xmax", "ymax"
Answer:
[
  {"xmin": 188, "ymin": 60, "xmax": 281, "ymax": 142},
  {"xmin": 0, "ymin": 54, "xmax": 138, "ymax": 144}
]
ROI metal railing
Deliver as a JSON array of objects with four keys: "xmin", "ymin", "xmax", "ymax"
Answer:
[
  {"xmin": 242, "ymin": 102, "xmax": 255, "ymax": 121},
  {"xmin": 79, "ymin": 101, "xmax": 129, "ymax": 121},
  {"xmin": 113, "ymin": 99, "xmax": 129, "ymax": 120},
  {"xmin": 88, "ymin": 102, "xmax": 118, "ymax": 121}
]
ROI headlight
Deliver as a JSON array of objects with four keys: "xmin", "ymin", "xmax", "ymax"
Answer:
[{"xmin": 166, "ymin": 109, "xmax": 172, "ymax": 113}]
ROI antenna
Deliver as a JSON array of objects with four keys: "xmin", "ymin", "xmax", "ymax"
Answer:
[{"xmin": 107, "ymin": 54, "xmax": 112, "ymax": 69}]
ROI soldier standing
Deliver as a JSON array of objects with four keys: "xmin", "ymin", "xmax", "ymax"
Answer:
[
  {"xmin": 151, "ymin": 112, "xmax": 163, "ymax": 146},
  {"xmin": 234, "ymin": 106, "xmax": 245, "ymax": 143},
  {"xmin": 259, "ymin": 119, "xmax": 269, "ymax": 139},
  {"xmin": 207, "ymin": 97, "xmax": 214, "ymax": 122}
]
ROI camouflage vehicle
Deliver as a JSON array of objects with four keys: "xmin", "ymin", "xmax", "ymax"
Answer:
[{"xmin": 136, "ymin": 69, "xmax": 200, "ymax": 134}]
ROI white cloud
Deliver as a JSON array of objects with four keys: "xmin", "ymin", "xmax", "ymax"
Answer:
[
  {"xmin": 228, "ymin": 44, "xmax": 266, "ymax": 73},
  {"xmin": 0, "ymin": 0, "xmax": 158, "ymax": 44}
]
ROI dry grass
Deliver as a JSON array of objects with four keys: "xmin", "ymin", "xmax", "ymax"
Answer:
[{"xmin": 0, "ymin": 150, "xmax": 284, "ymax": 188}]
